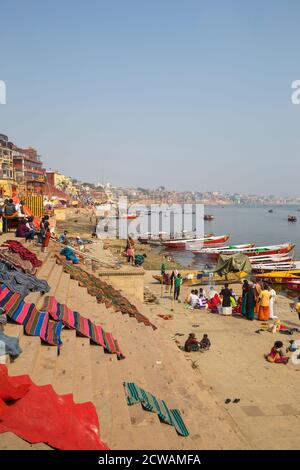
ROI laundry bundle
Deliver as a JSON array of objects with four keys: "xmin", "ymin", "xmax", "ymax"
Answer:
[
  {"xmin": 0, "ymin": 262, "xmax": 49, "ymax": 297},
  {"xmin": 2, "ymin": 240, "xmax": 42, "ymax": 269}
]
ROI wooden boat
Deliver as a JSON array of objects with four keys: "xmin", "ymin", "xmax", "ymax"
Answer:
[
  {"xmin": 254, "ymin": 269, "xmax": 300, "ymax": 284},
  {"xmin": 159, "ymin": 234, "xmax": 230, "ymax": 249},
  {"xmin": 286, "ymin": 280, "xmax": 300, "ymax": 291},
  {"xmin": 204, "ymin": 215, "xmax": 214, "ymax": 221},
  {"xmin": 249, "ymin": 254, "xmax": 293, "ymax": 264},
  {"xmin": 191, "ymin": 243, "xmax": 255, "ymax": 254},
  {"xmin": 192, "ymin": 243, "xmax": 295, "ymax": 260},
  {"xmin": 268, "ymin": 209, "xmax": 274, "ymax": 213},
  {"xmin": 153, "ymin": 271, "xmax": 248, "ymax": 286},
  {"xmin": 252, "ymin": 261, "xmax": 300, "ymax": 273},
  {"xmin": 107, "ymin": 213, "xmax": 138, "ymax": 220}
]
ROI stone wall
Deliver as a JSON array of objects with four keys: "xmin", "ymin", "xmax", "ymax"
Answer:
[{"xmin": 98, "ymin": 269, "xmax": 145, "ymax": 302}]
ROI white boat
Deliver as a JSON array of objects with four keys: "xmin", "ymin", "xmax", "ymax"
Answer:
[
  {"xmin": 189, "ymin": 243, "xmax": 254, "ymax": 252},
  {"xmin": 191, "ymin": 243, "xmax": 295, "ymax": 259},
  {"xmin": 252, "ymin": 261, "xmax": 300, "ymax": 272},
  {"xmin": 249, "ymin": 254, "xmax": 293, "ymax": 264}
]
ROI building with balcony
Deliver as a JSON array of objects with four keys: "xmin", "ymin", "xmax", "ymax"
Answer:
[
  {"xmin": 13, "ymin": 145, "xmax": 46, "ymax": 195},
  {"xmin": 0, "ymin": 133, "xmax": 18, "ymax": 198}
]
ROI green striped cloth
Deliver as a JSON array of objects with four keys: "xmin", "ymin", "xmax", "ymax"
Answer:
[{"xmin": 123, "ymin": 382, "xmax": 189, "ymax": 437}]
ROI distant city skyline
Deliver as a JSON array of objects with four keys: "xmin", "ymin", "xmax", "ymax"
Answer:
[{"xmin": 1, "ymin": 1, "xmax": 300, "ymax": 196}]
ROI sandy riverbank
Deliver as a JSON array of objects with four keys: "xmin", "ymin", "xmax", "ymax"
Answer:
[{"xmin": 144, "ymin": 271, "xmax": 300, "ymax": 449}]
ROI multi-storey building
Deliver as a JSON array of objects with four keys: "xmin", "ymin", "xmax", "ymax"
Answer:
[
  {"xmin": 0, "ymin": 133, "xmax": 17, "ymax": 197},
  {"xmin": 13, "ymin": 145, "xmax": 46, "ymax": 195}
]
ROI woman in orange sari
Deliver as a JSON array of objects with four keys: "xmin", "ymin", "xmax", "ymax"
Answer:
[
  {"xmin": 258, "ymin": 284, "xmax": 271, "ymax": 321},
  {"xmin": 254, "ymin": 282, "xmax": 262, "ymax": 314}
]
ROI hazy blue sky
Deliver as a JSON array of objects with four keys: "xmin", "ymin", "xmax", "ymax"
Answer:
[{"xmin": 0, "ymin": 0, "xmax": 300, "ymax": 195}]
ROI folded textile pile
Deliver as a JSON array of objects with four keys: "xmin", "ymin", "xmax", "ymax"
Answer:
[
  {"xmin": 0, "ymin": 331, "xmax": 22, "ymax": 359},
  {"xmin": 0, "ymin": 286, "xmax": 62, "ymax": 350},
  {"xmin": 42, "ymin": 296, "xmax": 124, "ymax": 359},
  {"xmin": 123, "ymin": 382, "xmax": 189, "ymax": 437},
  {"xmin": 0, "ymin": 365, "xmax": 109, "ymax": 450},
  {"xmin": 0, "ymin": 263, "xmax": 49, "ymax": 297},
  {"xmin": 2, "ymin": 240, "xmax": 42, "ymax": 269},
  {"xmin": 61, "ymin": 262, "xmax": 157, "ymax": 330},
  {"xmin": 0, "ymin": 250, "xmax": 36, "ymax": 274}
]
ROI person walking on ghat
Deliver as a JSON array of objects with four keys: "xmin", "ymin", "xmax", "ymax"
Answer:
[
  {"xmin": 40, "ymin": 215, "xmax": 51, "ymax": 253},
  {"xmin": 170, "ymin": 270, "xmax": 175, "ymax": 293},
  {"xmin": 174, "ymin": 273, "xmax": 182, "ymax": 302}
]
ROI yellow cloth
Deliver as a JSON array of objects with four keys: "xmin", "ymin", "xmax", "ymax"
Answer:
[
  {"xmin": 260, "ymin": 290, "xmax": 271, "ymax": 307},
  {"xmin": 296, "ymin": 302, "xmax": 300, "ymax": 314}
]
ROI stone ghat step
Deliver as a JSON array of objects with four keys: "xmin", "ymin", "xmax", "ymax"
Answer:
[{"xmin": 0, "ymin": 249, "xmax": 244, "ymax": 451}]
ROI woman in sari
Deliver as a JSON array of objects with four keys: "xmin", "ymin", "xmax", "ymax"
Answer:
[
  {"xmin": 266, "ymin": 341, "xmax": 289, "ymax": 364},
  {"xmin": 242, "ymin": 282, "xmax": 256, "ymax": 320},
  {"xmin": 254, "ymin": 281, "xmax": 262, "ymax": 314},
  {"xmin": 258, "ymin": 284, "xmax": 271, "ymax": 321}
]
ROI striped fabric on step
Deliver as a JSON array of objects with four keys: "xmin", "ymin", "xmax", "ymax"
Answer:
[
  {"xmin": 0, "ymin": 285, "xmax": 62, "ymax": 349},
  {"xmin": 42, "ymin": 296, "xmax": 124, "ymax": 359},
  {"xmin": 123, "ymin": 382, "xmax": 189, "ymax": 437}
]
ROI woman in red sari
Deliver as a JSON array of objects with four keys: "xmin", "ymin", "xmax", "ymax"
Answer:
[{"xmin": 266, "ymin": 341, "xmax": 289, "ymax": 364}]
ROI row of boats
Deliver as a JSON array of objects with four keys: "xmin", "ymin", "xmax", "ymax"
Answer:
[{"xmin": 142, "ymin": 232, "xmax": 300, "ymax": 290}]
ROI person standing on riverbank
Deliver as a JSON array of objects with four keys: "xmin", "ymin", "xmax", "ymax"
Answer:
[
  {"xmin": 174, "ymin": 273, "xmax": 182, "ymax": 301},
  {"xmin": 269, "ymin": 285, "xmax": 278, "ymax": 319},
  {"xmin": 220, "ymin": 284, "xmax": 232, "ymax": 315},
  {"xmin": 258, "ymin": 284, "xmax": 271, "ymax": 321},
  {"xmin": 242, "ymin": 282, "xmax": 256, "ymax": 321},
  {"xmin": 40, "ymin": 215, "xmax": 51, "ymax": 253},
  {"xmin": 126, "ymin": 236, "xmax": 135, "ymax": 266}
]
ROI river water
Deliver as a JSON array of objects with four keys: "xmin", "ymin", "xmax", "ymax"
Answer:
[{"xmin": 139, "ymin": 205, "xmax": 300, "ymax": 269}]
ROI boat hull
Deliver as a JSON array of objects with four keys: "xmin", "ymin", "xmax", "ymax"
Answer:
[
  {"xmin": 254, "ymin": 270, "xmax": 300, "ymax": 284},
  {"xmin": 160, "ymin": 235, "xmax": 230, "ymax": 249},
  {"xmin": 194, "ymin": 244, "xmax": 295, "ymax": 260}
]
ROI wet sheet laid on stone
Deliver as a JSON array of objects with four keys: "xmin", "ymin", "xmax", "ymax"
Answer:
[
  {"xmin": 61, "ymin": 261, "xmax": 157, "ymax": 330},
  {"xmin": 42, "ymin": 296, "xmax": 124, "ymax": 359},
  {"xmin": 0, "ymin": 286, "xmax": 62, "ymax": 350},
  {"xmin": 123, "ymin": 382, "xmax": 189, "ymax": 437},
  {"xmin": 0, "ymin": 262, "xmax": 49, "ymax": 297},
  {"xmin": 0, "ymin": 365, "xmax": 109, "ymax": 450}
]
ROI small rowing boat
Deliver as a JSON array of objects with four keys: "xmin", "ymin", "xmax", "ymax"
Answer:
[
  {"xmin": 204, "ymin": 215, "xmax": 214, "ymax": 221},
  {"xmin": 191, "ymin": 243, "xmax": 295, "ymax": 260},
  {"xmin": 159, "ymin": 234, "xmax": 230, "ymax": 249},
  {"xmin": 252, "ymin": 261, "xmax": 300, "ymax": 273},
  {"xmin": 249, "ymin": 254, "xmax": 293, "ymax": 264},
  {"xmin": 254, "ymin": 269, "xmax": 300, "ymax": 284},
  {"xmin": 286, "ymin": 280, "xmax": 300, "ymax": 291},
  {"xmin": 190, "ymin": 243, "xmax": 254, "ymax": 254}
]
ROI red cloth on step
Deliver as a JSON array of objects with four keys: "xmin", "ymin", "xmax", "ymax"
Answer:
[{"xmin": 0, "ymin": 365, "xmax": 109, "ymax": 450}]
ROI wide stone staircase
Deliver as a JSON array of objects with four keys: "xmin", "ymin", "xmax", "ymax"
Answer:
[{"xmin": 0, "ymin": 239, "xmax": 247, "ymax": 450}]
